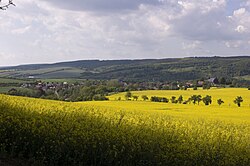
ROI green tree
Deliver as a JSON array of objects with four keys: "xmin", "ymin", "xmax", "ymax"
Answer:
[
  {"xmin": 141, "ymin": 95, "xmax": 149, "ymax": 101},
  {"xmin": 190, "ymin": 95, "xmax": 197, "ymax": 104},
  {"xmin": 177, "ymin": 95, "xmax": 183, "ymax": 104},
  {"xmin": 171, "ymin": 96, "xmax": 177, "ymax": 103},
  {"xmin": 197, "ymin": 95, "xmax": 202, "ymax": 105},
  {"xmin": 234, "ymin": 96, "xmax": 243, "ymax": 107},
  {"xmin": 203, "ymin": 82, "xmax": 211, "ymax": 90},
  {"xmin": 219, "ymin": 77, "xmax": 226, "ymax": 85},
  {"xmin": 202, "ymin": 95, "xmax": 212, "ymax": 106},
  {"xmin": 161, "ymin": 97, "xmax": 169, "ymax": 103},
  {"xmin": 217, "ymin": 99, "xmax": 224, "ymax": 106},
  {"xmin": 125, "ymin": 91, "xmax": 132, "ymax": 100},
  {"xmin": 93, "ymin": 95, "xmax": 108, "ymax": 101},
  {"xmin": 190, "ymin": 95, "xmax": 202, "ymax": 105},
  {"xmin": 151, "ymin": 96, "xmax": 160, "ymax": 102},
  {"xmin": 132, "ymin": 96, "xmax": 139, "ymax": 101}
]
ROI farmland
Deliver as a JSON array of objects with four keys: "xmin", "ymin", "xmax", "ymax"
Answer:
[
  {"xmin": 109, "ymin": 88, "xmax": 250, "ymax": 107},
  {"xmin": 1, "ymin": 57, "xmax": 250, "ymax": 82},
  {"xmin": 0, "ymin": 77, "xmax": 33, "ymax": 94},
  {"xmin": 0, "ymin": 88, "xmax": 249, "ymax": 165}
]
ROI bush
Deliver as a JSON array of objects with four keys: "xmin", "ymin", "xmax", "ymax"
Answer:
[
  {"xmin": 171, "ymin": 96, "xmax": 178, "ymax": 104},
  {"xmin": 202, "ymin": 95, "xmax": 212, "ymax": 105},
  {"xmin": 151, "ymin": 96, "xmax": 169, "ymax": 103},
  {"xmin": 234, "ymin": 96, "xmax": 243, "ymax": 107},
  {"xmin": 217, "ymin": 99, "xmax": 224, "ymax": 106},
  {"xmin": 93, "ymin": 95, "xmax": 109, "ymax": 101},
  {"xmin": 141, "ymin": 95, "xmax": 149, "ymax": 101}
]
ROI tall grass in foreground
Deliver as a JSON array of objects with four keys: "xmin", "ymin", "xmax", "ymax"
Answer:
[{"xmin": 0, "ymin": 94, "xmax": 249, "ymax": 165}]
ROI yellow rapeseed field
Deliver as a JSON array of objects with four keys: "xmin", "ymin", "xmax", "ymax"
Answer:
[
  {"xmin": 0, "ymin": 88, "xmax": 249, "ymax": 165},
  {"xmin": 104, "ymin": 88, "xmax": 250, "ymax": 123}
]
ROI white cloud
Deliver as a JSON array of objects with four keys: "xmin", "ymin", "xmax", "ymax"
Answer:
[
  {"xmin": 225, "ymin": 40, "xmax": 244, "ymax": 48},
  {"xmin": 233, "ymin": 8, "xmax": 246, "ymax": 16},
  {"xmin": 11, "ymin": 26, "xmax": 31, "ymax": 34},
  {"xmin": 41, "ymin": 0, "xmax": 162, "ymax": 12},
  {"xmin": 244, "ymin": 0, "xmax": 250, "ymax": 7},
  {"xmin": 235, "ymin": 25, "xmax": 247, "ymax": 33},
  {"xmin": 182, "ymin": 41, "xmax": 201, "ymax": 50},
  {"xmin": 0, "ymin": 0, "xmax": 250, "ymax": 66}
]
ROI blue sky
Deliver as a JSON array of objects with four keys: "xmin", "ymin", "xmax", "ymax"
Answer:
[{"xmin": 0, "ymin": 0, "xmax": 250, "ymax": 66}]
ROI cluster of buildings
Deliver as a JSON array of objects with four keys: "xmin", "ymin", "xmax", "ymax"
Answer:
[
  {"xmin": 21, "ymin": 81, "xmax": 72, "ymax": 91},
  {"xmin": 18, "ymin": 77, "xmax": 220, "ymax": 92}
]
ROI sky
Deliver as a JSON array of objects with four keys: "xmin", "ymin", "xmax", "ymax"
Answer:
[{"xmin": 0, "ymin": 0, "xmax": 250, "ymax": 66}]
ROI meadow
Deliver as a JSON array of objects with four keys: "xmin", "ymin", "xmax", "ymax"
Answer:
[
  {"xmin": 0, "ymin": 77, "xmax": 32, "ymax": 93},
  {"xmin": 0, "ymin": 88, "xmax": 249, "ymax": 165}
]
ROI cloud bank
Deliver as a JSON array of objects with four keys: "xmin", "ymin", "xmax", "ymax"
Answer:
[{"xmin": 0, "ymin": 0, "xmax": 249, "ymax": 66}]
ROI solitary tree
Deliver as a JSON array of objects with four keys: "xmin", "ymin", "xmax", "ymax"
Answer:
[
  {"xmin": 141, "ymin": 95, "xmax": 149, "ymax": 101},
  {"xmin": 217, "ymin": 99, "xmax": 224, "ymax": 106},
  {"xmin": 171, "ymin": 96, "xmax": 177, "ymax": 104},
  {"xmin": 177, "ymin": 95, "xmax": 183, "ymax": 104},
  {"xmin": 190, "ymin": 95, "xmax": 197, "ymax": 104},
  {"xmin": 0, "ymin": 0, "xmax": 15, "ymax": 10},
  {"xmin": 125, "ymin": 91, "xmax": 132, "ymax": 100},
  {"xmin": 202, "ymin": 95, "xmax": 212, "ymax": 106},
  {"xmin": 190, "ymin": 95, "xmax": 202, "ymax": 105},
  {"xmin": 132, "ymin": 95, "xmax": 139, "ymax": 101},
  {"xmin": 234, "ymin": 96, "xmax": 243, "ymax": 107}
]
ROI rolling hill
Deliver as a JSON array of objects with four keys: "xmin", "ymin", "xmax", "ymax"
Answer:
[{"xmin": 0, "ymin": 56, "xmax": 249, "ymax": 82}]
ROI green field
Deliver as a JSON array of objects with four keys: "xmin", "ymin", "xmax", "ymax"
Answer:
[
  {"xmin": 235, "ymin": 75, "xmax": 250, "ymax": 81},
  {"xmin": 0, "ymin": 88, "xmax": 249, "ymax": 165},
  {"xmin": 40, "ymin": 78, "xmax": 86, "ymax": 83},
  {"xmin": 0, "ymin": 86, "xmax": 20, "ymax": 93},
  {"xmin": 0, "ymin": 77, "xmax": 32, "ymax": 84},
  {"xmin": 0, "ymin": 67, "xmax": 86, "ymax": 79},
  {"xmin": 0, "ymin": 77, "xmax": 32, "ymax": 94}
]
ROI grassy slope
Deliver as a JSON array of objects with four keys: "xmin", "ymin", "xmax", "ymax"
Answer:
[
  {"xmin": 0, "ymin": 87, "xmax": 20, "ymax": 93},
  {"xmin": 0, "ymin": 78, "xmax": 32, "ymax": 84},
  {"xmin": 0, "ymin": 78, "xmax": 31, "ymax": 93}
]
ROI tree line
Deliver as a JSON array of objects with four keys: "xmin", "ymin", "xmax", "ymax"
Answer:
[
  {"xmin": 124, "ymin": 92, "xmax": 244, "ymax": 107},
  {"xmin": 4, "ymin": 78, "xmax": 249, "ymax": 103}
]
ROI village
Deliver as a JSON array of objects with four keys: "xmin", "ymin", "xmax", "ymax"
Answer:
[{"xmin": 18, "ymin": 77, "xmax": 220, "ymax": 92}]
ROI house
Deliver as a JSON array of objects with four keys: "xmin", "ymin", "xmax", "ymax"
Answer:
[
  {"xmin": 207, "ymin": 78, "xmax": 219, "ymax": 84},
  {"xmin": 185, "ymin": 82, "xmax": 193, "ymax": 87},
  {"xmin": 197, "ymin": 81, "xmax": 204, "ymax": 86},
  {"xmin": 28, "ymin": 76, "xmax": 35, "ymax": 79}
]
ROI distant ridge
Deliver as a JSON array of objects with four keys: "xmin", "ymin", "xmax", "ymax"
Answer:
[{"xmin": 0, "ymin": 56, "xmax": 249, "ymax": 81}]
